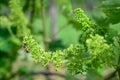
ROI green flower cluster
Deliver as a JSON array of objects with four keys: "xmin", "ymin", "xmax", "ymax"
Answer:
[
  {"xmin": 9, "ymin": 0, "xmax": 28, "ymax": 36},
  {"xmin": 23, "ymin": 35, "xmax": 64, "ymax": 68},
  {"xmin": 74, "ymin": 8, "xmax": 96, "ymax": 43},
  {"xmin": 9, "ymin": 0, "xmax": 28, "ymax": 27},
  {"xmin": 22, "ymin": 8, "xmax": 115, "ymax": 75},
  {"xmin": 74, "ymin": 8, "xmax": 90, "ymax": 28},
  {"xmin": 0, "ymin": 0, "xmax": 28, "ymax": 37},
  {"xmin": 73, "ymin": 8, "xmax": 115, "ymax": 71},
  {"xmin": 64, "ymin": 44, "xmax": 87, "ymax": 74},
  {"xmin": 23, "ymin": 33, "xmax": 115, "ymax": 74},
  {"xmin": 23, "ymin": 35, "xmax": 46, "ymax": 63},
  {"xmin": 86, "ymin": 34, "xmax": 110, "ymax": 55},
  {"xmin": 86, "ymin": 34, "xmax": 114, "ymax": 67},
  {"xmin": 52, "ymin": 50, "xmax": 64, "ymax": 70}
]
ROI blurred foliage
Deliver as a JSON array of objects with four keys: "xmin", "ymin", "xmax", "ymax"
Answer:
[
  {"xmin": 0, "ymin": 0, "xmax": 120, "ymax": 80},
  {"xmin": 100, "ymin": 0, "xmax": 120, "ymax": 24},
  {"xmin": 23, "ymin": 7, "xmax": 118, "ymax": 80},
  {"xmin": 0, "ymin": 0, "xmax": 28, "ymax": 79}
]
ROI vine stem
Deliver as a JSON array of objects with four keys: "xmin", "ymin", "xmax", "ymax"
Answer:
[
  {"xmin": 30, "ymin": 0, "xmax": 35, "ymax": 22},
  {"xmin": 116, "ymin": 37, "xmax": 120, "ymax": 79},
  {"xmin": 18, "ymin": 71, "xmax": 80, "ymax": 80},
  {"xmin": 40, "ymin": 0, "xmax": 50, "ymax": 80},
  {"xmin": 118, "ymin": 40, "xmax": 120, "ymax": 79},
  {"xmin": 41, "ymin": 0, "xmax": 48, "ymax": 51},
  {"xmin": 7, "ymin": 26, "xmax": 15, "ymax": 38}
]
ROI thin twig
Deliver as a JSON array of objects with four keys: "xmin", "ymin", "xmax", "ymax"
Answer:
[
  {"xmin": 19, "ymin": 71, "xmax": 79, "ymax": 80},
  {"xmin": 41, "ymin": 0, "xmax": 48, "ymax": 51},
  {"xmin": 30, "ymin": 0, "xmax": 35, "ymax": 22},
  {"xmin": 117, "ymin": 38, "xmax": 120, "ymax": 79}
]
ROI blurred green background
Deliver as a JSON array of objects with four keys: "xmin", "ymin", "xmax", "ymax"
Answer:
[{"xmin": 0, "ymin": 0, "xmax": 120, "ymax": 80}]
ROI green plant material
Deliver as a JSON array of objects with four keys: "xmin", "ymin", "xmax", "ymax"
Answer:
[
  {"xmin": 73, "ymin": 8, "xmax": 96, "ymax": 43},
  {"xmin": 23, "ymin": 35, "xmax": 45, "ymax": 63},
  {"xmin": 52, "ymin": 50, "xmax": 64, "ymax": 70},
  {"xmin": 9, "ymin": 0, "xmax": 28, "ymax": 37},
  {"xmin": 23, "ymin": 33, "xmax": 115, "ymax": 74},
  {"xmin": 10, "ymin": 37, "xmax": 21, "ymax": 46},
  {"xmin": 23, "ymin": 34, "xmax": 88, "ymax": 74},
  {"xmin": 34, "ymin": 0, "xmax": 41, "ymax": 17},
  {"xmin": 86, "ymin": 34, "xmax": 110, "ymax": 56},
  {"xmin": 0, "ymin": 0, "xmax": 29, "ymax": 37},
  {"xmin": 56, "ymin": 0, "xmax": 72, "ymax": 18},
  {"xmin": 0, "ymin": 16, "xmax": 11, "ymax": 27},
  {"xmin": 9, "ymin": 0, "xmax": 28, "ymax": 27},
  {"xmin": 74, "ymin": 8, "xmax": 90, "ymax": 28},
  {"xmin": 0, "ymin": 29, "xmax": 12, "ymax": 53},
  {"xmin": 100, "ymin": 0, "xmax": 120, "ymax": 24},
  {"xmin": 23, "ymin": 34, "xmax": 65, "ymax": 68},
  {"xmin": 86, "ymin": 69, "xmax": 102, "ymax": 80},
  {"xmin": 23, "ymin": 7, "xmax": 117, "ymax": 75},
  {"xmin": 64, "ymin": 44, "xmax": 87, "ymax": 74},
  {"xmin": 86, "ymin": 34, "xmax": 114, "ymax": 67},
  {"xmin": 23, "ymin": 35, "xmax": 52, "ymax": 67}
]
